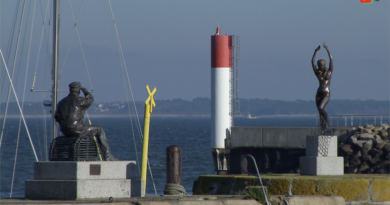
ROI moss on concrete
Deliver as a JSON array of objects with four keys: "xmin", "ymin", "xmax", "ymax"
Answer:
[
  {"xmin": 192, "ymin": 174, "xmax": 389, "ymax": 202},
  {"xmin": 194, "ymin": 175, "xmax": 236, "ymax": 195},
  {"xmin": 371, "ymin": 179, "xmax": 390, "ymax": 202},
  {"xmin": 262, "ymin": 178, "xmax": 290, "ymax": 195},
  {"xmin": 292, "ymin": 178, "xmax": 369, "ymax": 201},
  {"xmin": 231, "ymin": 176, "xmax": 259, "ymax": 195},
  {"xmin": 291, "ymin": 179, "xmax": 317, "ymax": 195}
]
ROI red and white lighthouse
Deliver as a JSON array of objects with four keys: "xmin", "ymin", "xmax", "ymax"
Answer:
[{"xmin": 211, "ymin": 27, "xmax": 232, "ymax": 149}]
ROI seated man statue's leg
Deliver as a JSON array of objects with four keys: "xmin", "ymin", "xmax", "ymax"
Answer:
[{"xmin": 81, "ymin": 125, "xmax": 118, "ymax": 161}]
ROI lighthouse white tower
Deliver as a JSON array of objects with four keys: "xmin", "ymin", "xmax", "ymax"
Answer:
[
  {"xmin": 210, "ymin": 27, "xmax": 240, "ymax": 175},
  {"xmin": 211, "ymin": 26, "xmax": 232, "ymax": 149}
]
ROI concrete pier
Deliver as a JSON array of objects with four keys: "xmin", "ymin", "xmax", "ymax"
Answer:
[
  {"xmin": 226, "ymin": 126, "xmax": 353, "ymax": 174},
  {"xmin": 192, "ymin": 174, "xmax": 390, "ymax": 204},
  {"xmin": 0, "ymin": 195, "xmax": 348, "ymax": 205}
]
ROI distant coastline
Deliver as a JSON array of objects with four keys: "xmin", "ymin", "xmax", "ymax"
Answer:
[{"xmin": 1, "ymin": 98, "xmax": 389, "ymax": 118}]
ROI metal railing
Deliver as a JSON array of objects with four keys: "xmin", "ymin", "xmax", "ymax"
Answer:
[{"xmin": 324, "ymin": 114, "xmax": 390, "ymax": 127}]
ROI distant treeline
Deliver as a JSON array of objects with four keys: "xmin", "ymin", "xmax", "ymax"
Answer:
[{"xmin": 0, "ymin": 98, "xmax": 389, "ymax": 116}]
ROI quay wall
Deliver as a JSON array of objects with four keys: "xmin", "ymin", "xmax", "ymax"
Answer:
[
  {"xmin": 228, "ymin": 126, "xmax": 390, "ymax": 174},
  {"xmin": 192, "ymin": 174, "xmax": 390, "ymax": 204}
]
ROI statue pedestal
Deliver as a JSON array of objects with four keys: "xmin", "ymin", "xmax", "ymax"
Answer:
[
  {"xmin": 25, "ymin": 161, "xmax": 144, "ymax": 199},
  {"xmin": 300, "ymin": 136, "xmax": 344, "ymax": 175}
]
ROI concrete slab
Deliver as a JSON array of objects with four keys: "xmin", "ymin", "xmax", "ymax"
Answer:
[
  {"xmin": 300, "ymin": 156, "xmax": 344, "ymax": 175},
  {"xmin": 0, "ymin": 196, "xmax": 261, "ymax": 205},
  {"xmin": 305, "ymin": 136, "xmax": 338, "ymax": 157},
  {"xmin": 34, "ymin": 161, "xmax": 137, "ymax": 180},
  {"xmin": 230, "ymin": 126, "xmax": 354, "ymax": 149},
  {"xmin": 284, "ymin": 195, "xmax": 346, "ymax": 205},
  {"xmin": 262, "ymin": 127, "xmax": 286, "ymax": 148},
  {"xmin": 25, "ymin": 179, "xmax": 131, "ymax": 199},
  {"xmin": 193, "ymin": 174, "xmax": 390, "ymax": 202},
  {"xmin": 286, "ymin": 128, "xmax": 310, "ymax": 148},
  {"xmin": 230, "ymin": 127, "xmax": 262, "ymax": 148}
]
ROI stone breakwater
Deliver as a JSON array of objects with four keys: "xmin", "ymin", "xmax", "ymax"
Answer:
[{"xmin": 339, "ymin": 123, "xmax": 390, "ymax": 174}]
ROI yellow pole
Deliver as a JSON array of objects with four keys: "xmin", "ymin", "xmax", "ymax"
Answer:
[
  {"xmin": 88, "ymin": 119, "xmax": 103, "ymax": 161},
  {"xmin": 141, "ymin": 85, "xmax": 156, "ymax": 195},
  {"xmin": 141, "ymin": 103, "xmax": 151, "ymax": 194}
]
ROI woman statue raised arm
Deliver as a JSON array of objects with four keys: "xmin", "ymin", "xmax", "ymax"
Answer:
[{"xmin": 311, "ymin": 42, "xmax": 333, "ymax": 133}]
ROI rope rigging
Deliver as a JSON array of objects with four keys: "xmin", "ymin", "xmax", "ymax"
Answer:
[
  {"xmin": 0, "ymin": 50, "xmax": 39, "ymax": 162},
  {"xmin": 10, "ymin": 0, "xmax": 39, "ymax": 198},
  {"xmin": 0, "ymin": 0, "xmax": 21, "ymax": 103},
  {"xmin": 108, "ymin": 0, "xmax": 158, "ymax": 195},
  {"xmin": 102, "ymin": 1, "xmax": 141, "ymax": 174},
  {"xmin": 0, "ymin": 0, "xmax": 28, "ymax": 156},
  {"xmin": 59, "ymin": 0, "xmax": 93, "ymax": 92}
]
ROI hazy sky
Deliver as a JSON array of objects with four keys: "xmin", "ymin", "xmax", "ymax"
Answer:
[{"xmin": 0, "ymin": 0, "xmax": 389, "ymax": 103}]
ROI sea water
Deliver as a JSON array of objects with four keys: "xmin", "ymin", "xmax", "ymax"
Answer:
[{"xmin": 0, "ymin": 116, "xmax": 388, "ymax": 197}]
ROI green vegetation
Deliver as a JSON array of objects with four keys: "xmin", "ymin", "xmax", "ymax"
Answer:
[{"xmin": 243, "ymin": 187, "xmax": 277, "ymax": 205}]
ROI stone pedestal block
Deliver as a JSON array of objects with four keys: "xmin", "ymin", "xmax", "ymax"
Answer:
[
  {"xmin": 300, "ymin": 135, "xmax": 344, "ymax": 176},
  {"xmin": 25, "ymin": 161, "xmax": 143, "ymax": 199},
  {"xmin": 131, "ymin": 179, "xmax": 145, "ymax": 197},
  {"xmin": 300, "ymin": 156, "xmax": 344, "ymax": 175},
  {"xmin": 25, "ymin": 179, "xmax": 130, "ymax": 199},
  {"xmin": 305, "ymin": 135, "xmax": 338, "ymax": 157},
  {"xmin": 34, "ymin": 161, "xmax": 137, "ymax": 180}
]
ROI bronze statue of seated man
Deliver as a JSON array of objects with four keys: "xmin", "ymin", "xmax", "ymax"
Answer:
[{"xmin": 54, "ymin": 82, "xmax": 117, "ymax": 161}]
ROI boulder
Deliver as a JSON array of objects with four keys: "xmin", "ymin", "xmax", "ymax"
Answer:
[
  {"xmin": 381, "ymin": 160, "xmax": 390, "ymax": 170},
  {"xmin": 358, "ymin": 161, "xmax": 370, "ymax": 172},
  {"xmin": 374, "ymin": 135, "xmax": 384, "ymax": 144},
  {"xmin": 340, "ymin": 144, "xmax": 353, "ymax": 156},
  {"xmin": 369, "ymin": 154, "xmax": 381, "ymax": 165},
  {"xmin": 368, "ymin": 148, "xmax": 383, "ymax": 158},
  {"xmin": 363, "ymin": 140, "xmax": 373, "ymax": 150},
  {"xmin": 344, "ymin": 159, "xmax": 349, "ymax": 167},
  {"xmin": 361, "ymin": 153, "xmax": 371, "ymax": 161},
  {"xmin": 347, "ymin": 135, "xmax": 358, "ymax": 144},
  {"xmin": 373, "ymin": 126, "xmax": 383, "ymax": 132},
  {"xmin": 382, "ymin": 123, "xmax": 390, "ymax": 130},
  {"xmin": 358, "ymin": 133, "xmax": 374, "ymax": 140},
  {"xmin": 354, "ymin": 140, "xmax": 365, "ymax": 148},
  {"xmin": 380, "ymin": 130, "xmax": 389, "ymax": 140},
  {"xmin": 365, "ymin": 124, "xmax": 374, "ymax": 130},
  {"xmin": 347, "ymin": 129, "xmax": 357, "ymax": 137},
  {"xmin": 374, "ymin": 167, "xmax": 385, "ymax": 174},
  {"xmin": 350, "ymin": 155, "xmax": 361, "ymax": 166},
  {"xmin": 383, "ymin": 143, "xmax": 390, "ymax": 153},
  {"xmin": 375, "ymin": 142, "xmax": 387, "ymax": 150},
  {"xmin": 361, "ymin": 128, "xmax": 373, "ymax": 134}
]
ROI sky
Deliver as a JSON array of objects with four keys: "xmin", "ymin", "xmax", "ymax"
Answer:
[{"xmin": 0, "ymin": 0, "xmax": 389, "ymax": 103}]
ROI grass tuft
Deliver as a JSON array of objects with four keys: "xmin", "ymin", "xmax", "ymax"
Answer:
[{"xmin": 243, "ymin": 187, "xmax": 278, "ymax": 205}]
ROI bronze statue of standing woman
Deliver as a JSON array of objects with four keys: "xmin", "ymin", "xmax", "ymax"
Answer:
[{"xmin": 312, "ymin": 42, "xmax": 333, "ymax": 133}]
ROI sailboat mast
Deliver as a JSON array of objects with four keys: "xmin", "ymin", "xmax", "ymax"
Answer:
[{"xmin": 51, "ymin": 0, "xmax": 60, "ymax": 139}]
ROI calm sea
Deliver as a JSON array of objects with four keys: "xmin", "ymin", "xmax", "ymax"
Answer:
[{"xmin": 0, "ymin": 115, "xmax": 388, "ymax": 198}]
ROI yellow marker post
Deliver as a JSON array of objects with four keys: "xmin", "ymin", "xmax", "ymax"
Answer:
[
  {"xmin": 141, "ymin": 85, "xmax": 156, "ymax": 194},
  {"xmin": 88, "ymin": 119, "xmax": 103, "ymax": 161}
]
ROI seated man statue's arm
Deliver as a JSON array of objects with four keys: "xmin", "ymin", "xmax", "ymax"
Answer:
[{"xmin": 80, "ymin": 87, "xmax": 94, "ymax": 108}]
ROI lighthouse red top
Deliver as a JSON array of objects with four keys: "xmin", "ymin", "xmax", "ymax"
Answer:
[
  {"xmin": 211, "ymin": 27, "xmax": 231, "ymax": 68},
  {"xmin": 215, "ymin": 26, "xmax": 221, "ymax": 35}
]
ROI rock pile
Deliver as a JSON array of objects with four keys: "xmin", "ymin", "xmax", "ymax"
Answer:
[{"xmin": 339, "ymin": 123, "xmax": 390, "ymax": 174}]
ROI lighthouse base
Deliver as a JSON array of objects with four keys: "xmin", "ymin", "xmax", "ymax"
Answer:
[{"xmin": 212, "ymin": 148, "xmax": 230, "ymax": 175}]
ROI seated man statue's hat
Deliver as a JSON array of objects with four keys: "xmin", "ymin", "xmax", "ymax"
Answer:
[{"xmin": 69, "ymin": 82, "xmax": 81, "ymax": 88}]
